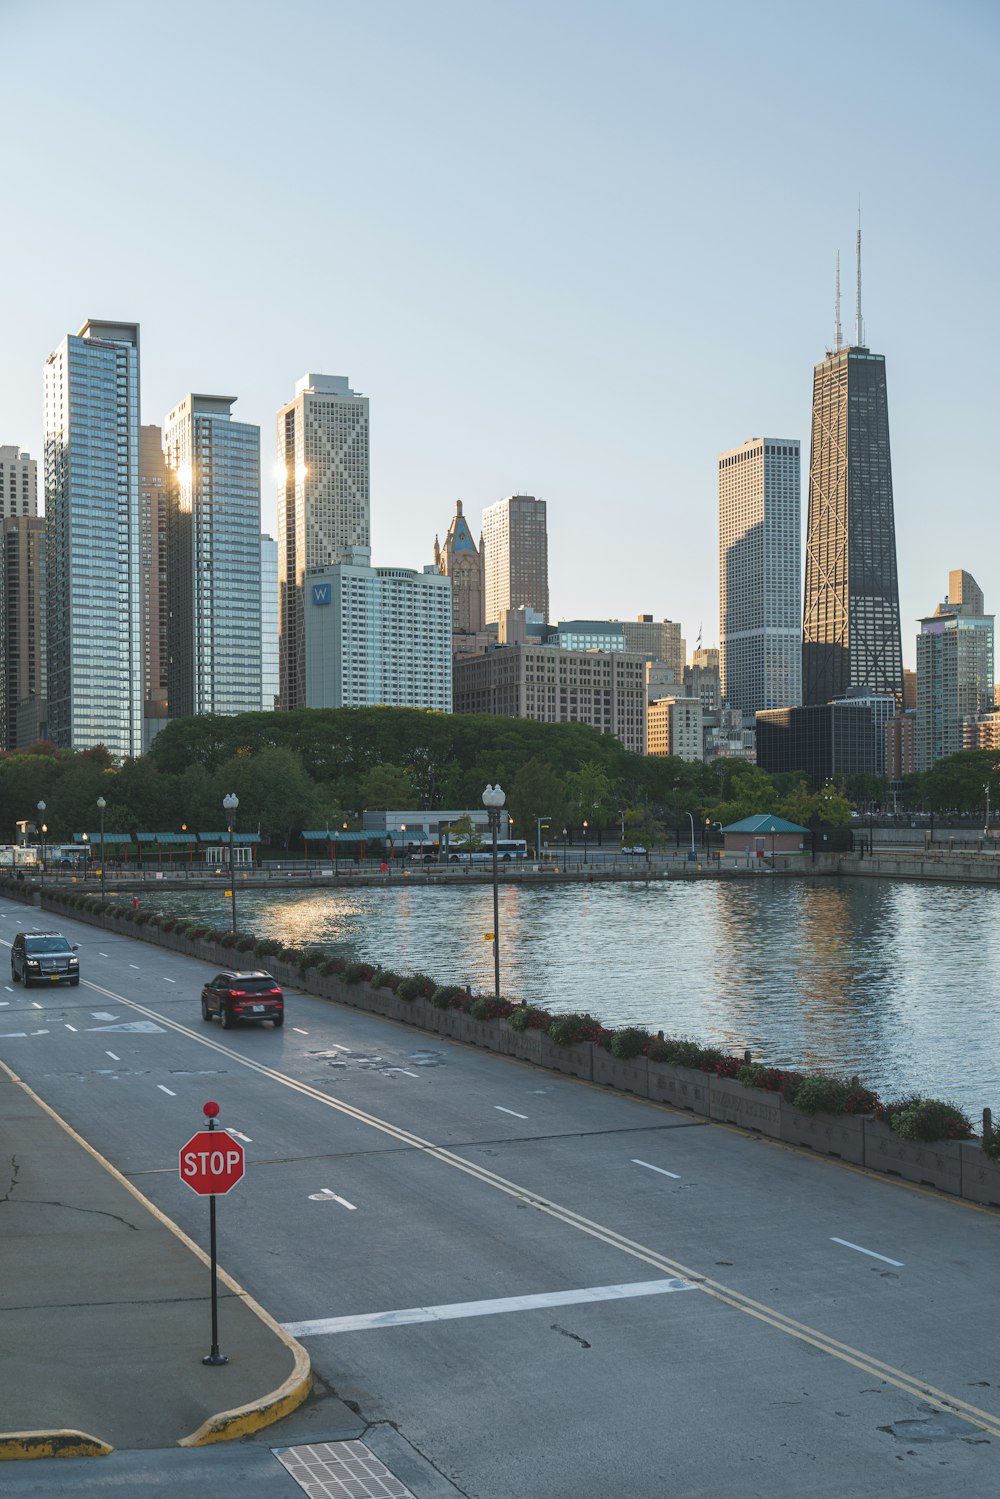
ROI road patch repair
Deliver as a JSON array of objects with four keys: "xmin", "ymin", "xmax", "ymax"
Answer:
[{"xmin": 0, "ymin": 1059, "xmax": 310, "ymax": 1457}]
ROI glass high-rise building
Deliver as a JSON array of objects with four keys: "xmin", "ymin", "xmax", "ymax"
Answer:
[
  {"xmin": 718, "ymin": 438, "xmax": 801, "ymax": 716},
  {"xmin": 916, "ymin": 571, "xmax": 994, "ymax": 770},
  {"xmin": 260, "ymin": 533, "xmax": 279, "ymax": 711},
  {"xmin": 277, "ymin": 373, "xmax": 370, "ymax": 710},
  {"xmin": 140, "ymin": 425, "xmax": 169, "ymax": 729},
  {"xmin": 163, "ymin": 394, "xmax": 262, "ymax": 718},
  {"xmin": 44, "ymin": 320, "xmax": 142, "ymax": 757},
  {"xmin": 802, "ymin": 344, "xmax": 903, "ymax": 706}
]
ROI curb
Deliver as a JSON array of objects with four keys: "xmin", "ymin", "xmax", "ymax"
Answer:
[
  {"xmin": 0, "ymin": 1059, "xmax": 312, "ymax": 1456},
  {"xmin": 0, "ymin": 1430, "xmax": 113, "ymax": 1461}
]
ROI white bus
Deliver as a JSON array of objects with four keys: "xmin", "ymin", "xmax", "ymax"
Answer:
[{"xmin": 444, "ymin": 838, "xmax": 528, "ymax": 864}]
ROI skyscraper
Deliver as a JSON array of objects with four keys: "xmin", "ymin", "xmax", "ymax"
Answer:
[
  {"xmin": 0, "ymin": 445, "xmax": 37, "ymax": 518},
  {"xmin": 482, "ymin": 494, "xmax": 548, "ymax": 625},
  {"xmin": 140, "ymin": 425, "xmax": 169, "ymax": 731},
  {"xmin": 277, "ymin": 373, "xmax": 370, "ymax": 710},
  {"xmin": 44, "ymin": 319, "xmax": 142, "ymax": 757},
  {"xmin": 163, "ymin": 394, "xmax": 262, "ymax": 719},
  {"xmin": 434, "ymin": 500, "xmax": 485, "ymax": 642},
  {"xmin": 916, "ymin": 571, "xmax": 994, "ymax": 770},
  {"xmin": 260, "ymin": 533, "xmax": 279, "ymax": 712},
  {"xmin": 718, "ymin": 438, "xmax": 801, "ymax": 715},
  {"xmin": 0, "ymin": 515, "xmax": 45, "ymax": 749},
  {"xmin": 801, "ymin": 244, "xmax": 903, "ymax": 706}
]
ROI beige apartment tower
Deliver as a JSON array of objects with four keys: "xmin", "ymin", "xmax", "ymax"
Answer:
[
  {"xmin": 0, "ymin": 446, "xmax": 38, "ymax": 519},
  {"xmin": 482, "ymin": 494, "xmax": 548, "ymax": 625},
  {"xmin": 434, "ymin": 499, "xmax": 485, "ymax": 643},
  {"xmin": 277, "ymin": 373, "xmax": 370, "ymax": 710}
]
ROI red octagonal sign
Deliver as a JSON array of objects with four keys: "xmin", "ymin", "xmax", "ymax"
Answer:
[{"xmin": 179, "ymin": 1130, "xmax": 245, "ymax": 1196}]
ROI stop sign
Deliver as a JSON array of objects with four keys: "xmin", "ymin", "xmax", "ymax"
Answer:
[{"xmin": 179, "ymin": 1130, "xmax": 245, "ymax": 1196}]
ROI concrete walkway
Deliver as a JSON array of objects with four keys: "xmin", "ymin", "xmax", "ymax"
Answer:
[{"xmin": 0, "ymin": 1065, "xmax": 309, "ymax": 1456}]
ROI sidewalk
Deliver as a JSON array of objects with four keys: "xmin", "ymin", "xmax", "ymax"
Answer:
[{"xmin": 0, "ymin": 1063, "xmax": 310, "ymax": 1457}]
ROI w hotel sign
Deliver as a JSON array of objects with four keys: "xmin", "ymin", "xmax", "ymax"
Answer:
[{"xmin": 311, "ymin": 583, "xmax": 332, "ymax": 606}]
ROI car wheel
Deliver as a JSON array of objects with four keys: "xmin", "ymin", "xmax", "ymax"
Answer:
[
  {"xmin": 220, "ymin": 1005, "xmax": 233, "ymax": 1030},
  {"xmin": 23, "ymin": 974, "xmax": 33, "ymax": 989},
  {"xmin": 69, "ymin": 976, "xmax": 80, "ymax": 987},
  {"xmin": 272, "ymin": 1014, "xmax": 284, "ymax": 1028},
  {"xmin": 201, "ymin": 997, "xmax": 212, "ymax": 1023}
]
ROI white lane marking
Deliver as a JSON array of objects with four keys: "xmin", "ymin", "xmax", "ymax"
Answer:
[
  {"xmin": 632, "ymin": 1158, "xmax": 681, "ymax": 1180},
  {"xmin": 308, "ymin": 1188, "xmax": 357, "ymax": 1208},
  {"xmin": 99, "ymin": 953, "xmax": 109, "ymax": 957},
  {"xmin": 85, "ymin": 1020, "xmax": 164, "ymax": 1033},
  {"xmin": 228, "ymin": 1129, "xmax": 252, "ymax": 1143},
  {"xmin": 331, "ymin": 1043, "xmax": 351, "ymax": 1052},
  {"xmin": 157, "ymin": 1085, "xmax": 176, "ymax": 1097},
  {"xmin": 831, "ymin": 1237, "xmax": 904, "ymax": 1267},
  {"xmin": 65, "ymin": 1024, "xmax": 78, "ymax": 1032},
  {"xmin": 284, "ymin": 1278, "xmax": 695, "ymax": 1337},
  {"xmin": 4, "ymin": 985, "xmax": 12, "ymax": 992},
  {"xmin": 495, "ymin": 1106, "xmax": 528, "ymax": 1119},
  {"xmin": 31, "ymin": 1002, "xmax": 42, "ymax": 1009},
  {"xmin": 31, "ymin": 1029, "xmax": 49, "ymax": 1036},
  {"xmin": 105, "ymin": 1051, "xmax": 121, "ymax": 1061},
  {"xmin": 292, "ymin": 1027, "xmax": 308, "ymax": 1034},
  {"xmin": 163, "ymin": 977, "xmax": 176, "ymax": 983},
  {"xmin": 0, "ymin": 1001, "xmax": 7, "ymax": 1006},
  {"xmin": 129, "ymin": 964, "xmax": 141, "ymax": 970},
  {"xmin": 0, "ymin": 1031, "xmax": 27, "ymax": 1038}
]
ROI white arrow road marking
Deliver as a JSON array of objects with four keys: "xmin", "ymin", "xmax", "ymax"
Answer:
[
  {"xmin": 85, "ymin": 1020, "xmax": 165, "ymax": 1033},
  {"xmin": 632, "ymin": 1158, "xmax": 681, "ymax": 1179},
  {"xmin": 31, "ymin": 1029, "xmax": 49, "ymax": 1036},
  {"xmin": 91, "ymin": 1012, "xmax": 119, "ymax": 1021},
  {"xmin": 228, "ymin": 1129, "xmax": 252, "ymax": 1143},
  {"xmin": 308, "ymin": 1188, "xmax": 356, "ymax": 1208},
  {"xmin": 283, "ymin": 1278, "xmax": 695, "ymax": 1337},
  {"xmin": 831, "ymin": 1237, "xmax": 904, "ymax": 1267},
  {"xmin": 385, "ymin": 1067, "xmax": 419, "ymax": 1078},
  {"xmin": 495, "ymin": 1106, "xmax": 528, "ymax": 1119}
]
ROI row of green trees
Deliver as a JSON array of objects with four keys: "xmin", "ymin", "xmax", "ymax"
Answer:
[{"xmin": 1, "ymin": 711, "xmax": 997, "ymax": 852}]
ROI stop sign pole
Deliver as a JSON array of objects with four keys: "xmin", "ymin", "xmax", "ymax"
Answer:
[{"xmin": 179, "ymin": 1101, "xmax": 246, "ymax": 1366}]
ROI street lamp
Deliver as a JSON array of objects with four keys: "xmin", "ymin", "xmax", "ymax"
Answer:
[
  {"xmin": 684, "ymin": 811, "xmax": 695, "ymax": 854},
  {"xmin": 536, "ymin": 815, "xmax": 550, "ymax": 859},
  {"xmin": 37, "ymin": 801, "xmax": 46, "ymax": 882},
  {"xmin": 482, "ymin": 783, "xmax": 506, "ymax": 998},
  {"xmin": 582, "ymin": 819, "xmax": 589, "ymax": 864},
  {"xmin": 96, "ymin": 796, "xmax": 107, "ymax": 897},
  {"xmin": 223, "ymin": 793, "xmax": 239, "ymax": 934},
  {"xmin": 984, "ymin": 783, "xmax": 991, "ymax": 839},
  {"xmin": 618, "ymin": 808, "xmax": 626, "ymax": 845}
]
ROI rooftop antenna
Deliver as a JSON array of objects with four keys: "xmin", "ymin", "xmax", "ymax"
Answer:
[
  {"xmin": 835, "ymin": 250, "xmax": 842, "ymax": 351},
  {"xmin": 854, "ymin": 199, "xmax": 864, "ymax": 347}
]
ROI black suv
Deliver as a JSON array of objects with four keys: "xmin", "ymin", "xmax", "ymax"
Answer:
[
  {"xmin": 11, "ymin": 930, "xmax": 81, "ymax": 987},
  {"xmin": 201, "ymin": 971, "xmax": 284, "ymax": 1029}
]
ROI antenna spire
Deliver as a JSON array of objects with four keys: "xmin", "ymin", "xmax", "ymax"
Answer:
[
  {"xmin": 854, "ymin": 200, "xmax": 864, "ymax": 347},
  {"xmin": 835, "ymin": 251, "xmax": 842, "ymax": 351}
]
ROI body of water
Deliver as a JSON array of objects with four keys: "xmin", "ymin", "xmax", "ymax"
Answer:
[{"xmin": 144, "ymin": 876, "xmax": 998, "ymax": 1116}]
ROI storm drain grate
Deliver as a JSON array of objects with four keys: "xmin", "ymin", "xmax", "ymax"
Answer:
[{"xmin": 275, "ymin": 1439, "xmax": 417, "ymax": 1498}]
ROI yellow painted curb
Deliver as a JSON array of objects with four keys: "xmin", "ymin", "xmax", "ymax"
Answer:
[
  {"xmin": 0, "ymin": 1430, "xmax": 113, "ymax": 1460},
  {"xmin": 0, "ymin": 1061, "xmax": 312, "ymax": 1450}
]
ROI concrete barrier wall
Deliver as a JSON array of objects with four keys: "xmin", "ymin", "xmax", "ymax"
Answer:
[{"xmin": 38, "ymin": 892, "xmax": 999, "ymax": 1210}]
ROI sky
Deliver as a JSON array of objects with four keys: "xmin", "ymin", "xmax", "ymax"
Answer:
[{"xmin": 2, "ymin": 0, "xmax": 998, "ymax": 668}]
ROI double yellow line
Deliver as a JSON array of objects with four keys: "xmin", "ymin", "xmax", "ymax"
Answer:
[{"xmin": 30, "ymin": 973, "xmax": 1000, "ymax": 1440}]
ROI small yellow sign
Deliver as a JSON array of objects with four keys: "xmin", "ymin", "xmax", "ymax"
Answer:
[
  {"xmin": 484, "ymin": 931, "xmax": 494, "ymax": 941},
  {"xmin": 224, "ymin": 889, "xmax": 232, "ymax": 898}
]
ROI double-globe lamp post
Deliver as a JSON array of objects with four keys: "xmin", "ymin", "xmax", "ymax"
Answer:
[
  {"xmin": 223, "ymin": 793, "xmax": 239, "ymax": 934},
  {"xmin": 96, "ymin": 796, "xmax": 107, "ymax": 898},
  {"xmin": 482, "ymin": 784, "xmax": 505, "ymax": 999}
]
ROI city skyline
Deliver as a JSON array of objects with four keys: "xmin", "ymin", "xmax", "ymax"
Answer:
[{"xmin": 2, "ymin": 1, "xmax": 999, "ymax": 673}]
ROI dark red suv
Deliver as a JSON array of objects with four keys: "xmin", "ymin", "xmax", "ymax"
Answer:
[{"xmin": 201, "ymin": 971, "xmax": 284, "ymax": 1029}]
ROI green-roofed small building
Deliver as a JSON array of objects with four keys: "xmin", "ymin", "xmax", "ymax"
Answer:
[{"xmin": 720, "ymin": 814, "xmax": 809, "ymax": 860}]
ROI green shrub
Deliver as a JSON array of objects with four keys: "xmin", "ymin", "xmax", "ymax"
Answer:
[
  {"xmin": 548, "ymin": 1012, "xmax": 606, "ymax": 1046},
  {"xmin": 791, "ymin": 1075, "xmax": 852, "ymax": 1115},
  {"xmin": 396, "ymin": 973, "xmax": 436, "ymax": 1002},
  {"xmin": 507, "ymin": 1003, "xmax": 551, "ymax": 1032},
  {"xmin": 344, "ymin": 961, "xmax": 376, "ymax": 984},
  {"xmin": 470, "ymin": 995, "xmax": 516, "ymax": 1021},
  {"xmin": 252, "ymin": 937, "xmax": 282, "ymax": 959},
  {"xmin": 431, "ymin": 984, "xmax": 466, "ymax": 1009},
  {"xmin": 608, "ymin": 1027, "xmax": 650, "ymax": 1060},
  {"xmin": 883, "ymin": 1097, "xmax": 974, "ymax": 1142},
  {"xmin": 235, "ymin": 935, "xmax": 255, "ymax": 952},
  {"xmin": 370, "ymin": 968, "xmax": 401, "ymax": 989}
]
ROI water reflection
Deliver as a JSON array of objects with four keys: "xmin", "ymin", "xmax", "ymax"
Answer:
[{"xmin": 150, "ymin": 877, "xmax": 1000, "ymax": 1114}]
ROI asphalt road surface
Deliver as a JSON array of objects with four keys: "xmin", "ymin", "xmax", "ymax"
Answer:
[{"xmin": 2, "ymin": 896, "xmax": 999, "ymax": 1498}]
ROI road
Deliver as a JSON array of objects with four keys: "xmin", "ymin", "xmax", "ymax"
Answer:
[{"xmin": 1, "ymin": 895, "xmax": 999, "ymax": 1497}]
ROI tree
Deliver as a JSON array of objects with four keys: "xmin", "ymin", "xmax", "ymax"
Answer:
[
  {"xmin": 563, "ymin": 761, "xmax": 614, "ymax": 828},
  {"xmin": 357, "ymin": 764, "xmax": 419, "ymax": 810},
  {"xmin": 507, "ymin": 758, "xmax": 567, "ymax": 852}
]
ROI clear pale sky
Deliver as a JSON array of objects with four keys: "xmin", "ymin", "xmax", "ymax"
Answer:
[{"xmin": 3, "ymin": 0, "xmax": 998, "ymax": 668}]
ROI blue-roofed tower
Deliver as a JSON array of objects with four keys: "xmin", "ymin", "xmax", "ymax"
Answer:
[{"xmin": 435, "ymin": 499, "xmax": 485, "ymax": 640}]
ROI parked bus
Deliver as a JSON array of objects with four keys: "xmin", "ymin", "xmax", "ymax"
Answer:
[{"xmin": 443, "ymin": 838, "xmax": 528, "ymax": 864}]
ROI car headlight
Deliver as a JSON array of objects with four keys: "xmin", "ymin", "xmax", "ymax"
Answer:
[
  {"xmin": 69, "ymin": 957, "xmax": 78, "ymax": 965},
  {"xmin": 26, "ymin": 959, "xmax": 40, "ymax": 967}
]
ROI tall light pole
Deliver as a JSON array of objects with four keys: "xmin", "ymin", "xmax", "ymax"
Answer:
[
  {"xmin": 97, "ymin": 796, "xmax": 107, "ymax": 897},
  {"xmin": 582, "ymin": 819, "xmax": 589, "ymax": 864},
  {"xmin": 684, "ymin": 811, "xmax": 695, "ymax": 853},
  {"xmin": 618, "ymin": 808, "xmax": 625, "ymax": 844},
  {"xmin": 536, "ymin": 815, "xmax": 550, "ymax": 859},
  {"xmin": 482, "ymin": 784, "xmax": 505, "ymax": 998},
  {"xmin": 223, "ymin": 793, "xmax": 239, "ymax": 934},
  {"xmin": 37, "ymin": 801, "xmax": 46, "ymax": 882},
  {"xmin": 984, "ymin": 783, "xmax": 991, "ymax": 839}
]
